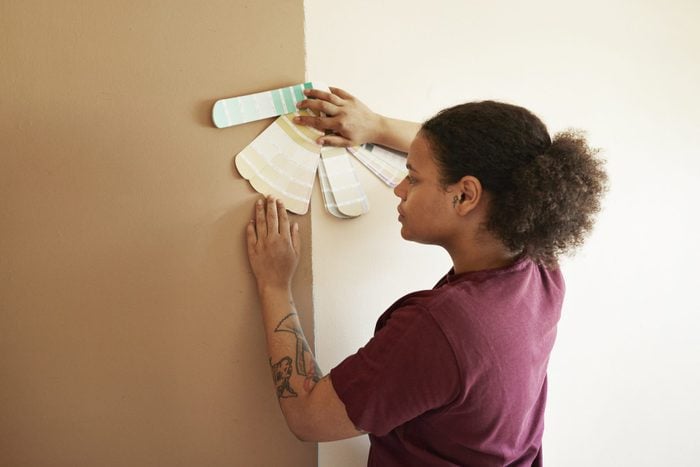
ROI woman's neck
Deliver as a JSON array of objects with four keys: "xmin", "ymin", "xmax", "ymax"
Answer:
[{"xmin": 447, "ymin": 233, "xmax": 520, "ymax": 275}]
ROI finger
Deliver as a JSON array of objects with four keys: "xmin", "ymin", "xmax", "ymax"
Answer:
[
  {"xmin": 297, "ymin": 98, "xmax": 339, "ymax": 116},
  {"xmin": 317, "ymin": 134, "xmax": 354, "ymax": 147},
  {"xmin": 291, "ymin": 222, "xmax": 301, "ymax": 255},
  {"xmin": 329, "ymin": 87, "xmax": 354, "ymax": 100},
  {"xmin": 277, "ymin": 199, "xmax": 291, "ymax": 239},
  {"xmin": 255, "ymin": 198, "xmax": 267, "ymax": 238},
  {"xmin": 293, "ymin": 115, "xmax": 340, "ymax": 133},
  {"xmin": 303, "ymin": 88, "xmax": 345, "ymax": 106},
  {"xmin": 266, "ymin": 196, "xmax": 279, "ymax": 235}
]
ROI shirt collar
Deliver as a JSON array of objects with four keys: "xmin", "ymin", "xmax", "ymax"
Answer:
[{"xmin": 437, "ymin": 255, "xmax": 530, "ymax": 287}]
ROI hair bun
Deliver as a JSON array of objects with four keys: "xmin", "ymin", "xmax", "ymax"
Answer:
[{"xmin": 490, "ymin": 130, "xmax": 608, "ymax": 266}]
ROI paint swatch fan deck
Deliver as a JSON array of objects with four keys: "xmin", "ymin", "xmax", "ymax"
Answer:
[{"xmin": 212, "ymin": 82, "xmax": 407, "ymax": 218}]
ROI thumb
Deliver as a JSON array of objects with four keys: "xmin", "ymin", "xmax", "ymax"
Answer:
[
  {"xmin": 291, "ymin": 222, "xmax": 301, "ymax": 255},
  {"xmin": 318, "ymin": 134, "xmax": 353, "ymax": 147},
  {"xmin": 246, "ymin": 220, "xmax": 257, "ymax": 257}
]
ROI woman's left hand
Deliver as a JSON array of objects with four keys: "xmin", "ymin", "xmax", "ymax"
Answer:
[{"xmin": 246, "ymin": 196, "xmax": 301, "ymax": 291}]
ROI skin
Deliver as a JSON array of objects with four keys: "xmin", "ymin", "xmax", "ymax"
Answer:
[
  {"xmin": 247, "ymin": 89, "xmax": 518, "ymax": 442},
  {"xmin": 247, "ymin": 197, "xmax": 363, "ymax": 442},
  {"xmin": 396, "ymin": 133, "xmax": 519, "ymax": 274},
  {"xmin": 293, "ymin": 87, "xmax": 420, "ymax": 152}
]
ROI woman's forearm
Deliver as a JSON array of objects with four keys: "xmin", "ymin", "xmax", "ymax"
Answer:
[
  {"xmin": 246, "ymin": 197, "xmax": 363, "ymax": 442},
  {"xmin": 373, "ymin": 115, "xmax": 421, "ymax": 153},
  {"xmin": 258, "ymin": 284, "xmax": 322, "ymax": 438}
]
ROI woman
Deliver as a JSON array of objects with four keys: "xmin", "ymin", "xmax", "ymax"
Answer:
[{"xmin": 246, "ymin": 87, "xmax": 607, "ymax": 466}]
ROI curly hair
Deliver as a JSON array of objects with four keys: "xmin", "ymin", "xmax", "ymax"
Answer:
[{"xmin": 421, "ymin": 101, "xmax": 608, "ymax": 268}]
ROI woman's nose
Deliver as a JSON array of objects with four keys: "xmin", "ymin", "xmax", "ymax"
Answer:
[{"xmin": 393, "ymin": 178, "xmax": 407, "ymax": 199}]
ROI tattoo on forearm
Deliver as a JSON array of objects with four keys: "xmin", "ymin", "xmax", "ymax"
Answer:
[
  {"xmin": 274, "ymin": 313, "xmax": 323, "ymax": 384},
  {"xmin": 303, "ymin": 361, "xmax": 323, "ymax": 392},
  {"xmin": 270, "ymin": 357, "xmax": 298, "ymax": 399}
]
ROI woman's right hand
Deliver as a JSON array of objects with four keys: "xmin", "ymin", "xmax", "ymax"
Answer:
[{"xmin": 293, "ymin": 87, "xmax": 383, "ymax": 147}]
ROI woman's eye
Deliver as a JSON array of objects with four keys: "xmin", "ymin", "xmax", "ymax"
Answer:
[{"xmin": 406, "ymin": 175, "xmax": 416, "ymax": 184}]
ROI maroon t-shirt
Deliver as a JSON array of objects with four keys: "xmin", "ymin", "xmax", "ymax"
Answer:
[{"xmin": 330, "ymin": 257, "xmax": 564, "ymax": 466}]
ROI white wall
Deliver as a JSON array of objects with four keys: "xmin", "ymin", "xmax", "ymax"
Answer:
[{"xmin": 305, "ymin": 1, "xmax": 700, "ymax": 465}]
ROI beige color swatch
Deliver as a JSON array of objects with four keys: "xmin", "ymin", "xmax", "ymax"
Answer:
[
  {"xmin": 235, "ymin": 111, "xmax": 323, "ymax": 215},
  {"xmin": 319, "ymin": 146, "xmax": 370, "ymax": 218}
]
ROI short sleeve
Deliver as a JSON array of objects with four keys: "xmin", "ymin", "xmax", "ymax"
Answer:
[{"xmin": 330, "ymin": 305, "xmax": 461, "ymax": 436}]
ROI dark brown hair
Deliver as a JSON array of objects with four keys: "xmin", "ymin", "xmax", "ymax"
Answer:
[{"xmin": 421, "ymin": 101, "xmax": 608, "ymax": 267}]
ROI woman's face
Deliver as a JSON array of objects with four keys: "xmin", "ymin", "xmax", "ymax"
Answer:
[{"xmin": 393, "ymin": 133, "xmax": 460, "ymax": 246}]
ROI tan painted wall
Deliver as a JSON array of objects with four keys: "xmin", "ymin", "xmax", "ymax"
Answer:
[{"xmin": 0, "ymin": 1, "xmax": 315, "ymax": 466}]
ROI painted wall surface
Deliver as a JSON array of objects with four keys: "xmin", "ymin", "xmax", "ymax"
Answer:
[
  {"xmin": 306, "ymin": 1, "xmax": 700, "ymax": 466},
  {"xmin": 0, "ymin": 1, "xmax": 316, "ymax": 466}
]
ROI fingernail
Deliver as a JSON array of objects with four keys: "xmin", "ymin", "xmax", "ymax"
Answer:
[
  {"xmin": 257, "ymin": 199, "xmax": 263, "ymax": 206},
  {"xmin": 293, "ymin": 116, "xmax": 300, "ymax": 122}
]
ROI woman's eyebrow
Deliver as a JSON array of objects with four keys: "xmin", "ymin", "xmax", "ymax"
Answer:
[{"xmin": 406, "ymin": 162, "xmax": 419, "ymax": 173}]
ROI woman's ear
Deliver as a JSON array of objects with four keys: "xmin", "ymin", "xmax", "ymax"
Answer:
[{"xmin": 454, "ymin": 175, "xmax": 482, "ymax": 216}]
